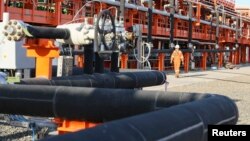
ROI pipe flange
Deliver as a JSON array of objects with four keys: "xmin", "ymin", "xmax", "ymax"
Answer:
[{"xmin": 3, "ymin": 20, "xmax": 25, "ymax": 41}]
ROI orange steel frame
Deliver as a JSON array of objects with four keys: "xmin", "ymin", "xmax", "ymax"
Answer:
[{"xmin": 1, "ymin": 0, "xmax": 249, "ymax": 133}]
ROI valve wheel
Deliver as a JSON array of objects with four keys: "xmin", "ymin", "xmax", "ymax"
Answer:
[{"xmin": 95, "ymin": 10, "xmax": 116, "ymax": 52}]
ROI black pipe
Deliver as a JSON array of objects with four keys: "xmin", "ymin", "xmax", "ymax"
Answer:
[
  {"xmin": 84, "ymin": 46, "xmax": 94, "ymax": 74},
  {"xmin": 147, "ymin": 0, "xmax": 153, "ymax": 43},
  {"xmin": 42, "ymin": 94, "xmax": 238, "ymax": 141},
  {"xmin": 94, "ymin": 53, "xmax": 104, "ymax": 73},
  {"xmin": 0, "ymin": 84, "xmax": 238, "ymax": 124},
  {"xmin": 18, "ymin": 71, "xmax": 166, "ymax": 88},
  {"xmin": 110, "ymin": 52, "xmax": 119, "ymax": 72},
  {"xmin": 26, "ymin": 25, "xmax": 70, "ymax": 39}
]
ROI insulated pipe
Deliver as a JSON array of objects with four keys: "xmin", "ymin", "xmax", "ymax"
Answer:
[
  {"xmin": 18, "ymin": 71, "xmax": 166, "ymax": 88},
  {"xmin": 0, "ymin": 84, "xmax": 238, "ymax": 124},
  {"xmin": 25, "ymin": 25, "xmax": 70, "ymax": 39},
  {"xmin": 42, "ymin": 94, "xmax": 238, "ymax": 141},
  {"xmin": 84, "ymin": 45, "xmax": 94, "ymax": 74}
]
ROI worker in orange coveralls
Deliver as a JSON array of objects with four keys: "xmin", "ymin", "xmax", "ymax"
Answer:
[{"xmin": 170, "ymin": 45, "xmax": 184, "ymax": 78}]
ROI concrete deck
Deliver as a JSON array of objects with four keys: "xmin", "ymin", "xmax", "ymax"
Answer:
[{"xmin": 145, "ymin": 64, "xmax": 250, "ymax": 124}]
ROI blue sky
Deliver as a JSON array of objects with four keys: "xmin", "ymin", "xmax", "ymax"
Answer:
[{"xmin": 235, "ymin": 0, "xmax": 250, "ymax": 6}]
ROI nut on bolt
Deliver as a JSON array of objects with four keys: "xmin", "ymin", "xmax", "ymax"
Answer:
[
  {"xmin": 3, "ymin": 32, "xmax": 8, "ymax": 36},
  {"xmin": 4, "ymin": 25, "xmax": 8, "ymax": 30},
  {"xmin": 14, "ymin": 37, "xmax": 18, "ymax": 41},
  {"xmin": 17, "ymin": 32, "xmax": 22, "ymax": 36}
]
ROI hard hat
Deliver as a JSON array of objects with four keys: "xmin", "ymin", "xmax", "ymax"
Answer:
[{"xmin": 175, "ymin": 45, "xmax": 180, "ymax": 49}]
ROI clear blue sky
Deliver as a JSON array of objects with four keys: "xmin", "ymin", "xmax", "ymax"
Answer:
[{"xmin": 235, "ymin": 0, "xmax": 250, "ymax": 6}]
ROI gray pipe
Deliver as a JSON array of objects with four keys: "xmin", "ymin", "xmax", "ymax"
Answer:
[
  {"xmin": 99, "ymin": 0, "xmax": 236, "ymax": 30},
  {"xmin": 41, "ymin": 92, "xmax": 238, "ymax": 141}
]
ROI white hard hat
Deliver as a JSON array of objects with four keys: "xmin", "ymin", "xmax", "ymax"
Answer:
[{"xmin": 175, "ymin": 45, "xmax": 180, "ymax": 49}]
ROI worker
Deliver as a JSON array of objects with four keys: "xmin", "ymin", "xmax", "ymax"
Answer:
[{"xmin": 170, "ymin": 45, "xmax": 184, "ymax": 78}]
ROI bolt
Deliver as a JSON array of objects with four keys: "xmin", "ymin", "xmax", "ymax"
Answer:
[
  {"xmin": 3, "ymin": 32, "xmax": 8, "ymax": 36},
  {"xmin": 17, "ymin": 26, "xmax": 22, "ymax": 30},
  {"xmin": 17, "ymin": 32, "xmax": 22, "ymax": 36},
  {"xmin": 8, "ymin": 37, "xmax": 12, "ymax": 41},
  {"xmin": 4, "ymin": 25, "xmax": 8, "ymax": 30},
  {"xmin": 13, "ymin": 21, "xmax": 17, "ymax": 25},
  {"xmin": 8, "ymin": 21, "xmax": 12, "ymax": 25},
  {"xmin": 14, "ymin": 37, "xmax": 18, "ymax": 41}
]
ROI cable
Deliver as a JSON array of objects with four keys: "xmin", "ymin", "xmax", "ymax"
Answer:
[
  {"xmin": 72, "ymin": 0, "xmax": 102, "ymax": 21},
  {"xmin": 133, "ymin": 42, "xmax": 152, "ymax": 63}
]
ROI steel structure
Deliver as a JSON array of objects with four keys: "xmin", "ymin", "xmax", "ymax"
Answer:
[{"xmin": 1, "ymin": 0, "xmax": 249, "ymax": 72}]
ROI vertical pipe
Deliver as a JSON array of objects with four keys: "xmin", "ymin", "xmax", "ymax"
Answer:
[
  {"xmin": 3, "ymin": 12, "xmax": 9, "ymax": 24},
  {"xmin": 188, "ymin": 2, "xmax": 192, "ymax": 45},
  {"xmin": 158, "ymin": 53, "xmax": 165, "ymax": 71},
  {"xmin": 215, "ymin": 6, "xmax": 220, "ymax": 47},
  {"xmin": 0, "ymin": 1, "xmax": 4, "ymax": 20},
  {"xmin": 137, "ymin": 25, "xmax": 143, "ymax": 69},
  {"xmin": 120, "ymin": 0, "xmax": 125, "ymax": 22},
  {"xmin": 188, "ymin": 1, "xmax": 193, "ymax": 71},
  {"xmin": 184, "ymin": 53, "xmax": 190, "ymax": 73},
  {"xmin": 235, "ymin": 17, "xmax": 239, "ymax": 49},
  {"xmin": 94, "ymin": 53, "xmax": 104, "ymax": 73},
  {"xmin": 169, "ymin": 0, "xmax": 175, "ymax": 48},
  {"xmin": 121, "ymin": 54, "xmax": 128, "ymax": 69},
  {"xmin": 84, "ymin": 45, "xmax": 94, "ymax": 74},
  {"xmin": 110, "ymin": 52, "xmax": 119, "ymax": 72},
  {"xmin": 147, "ymin": 0, "xmax": 153, "ymax": 43}
]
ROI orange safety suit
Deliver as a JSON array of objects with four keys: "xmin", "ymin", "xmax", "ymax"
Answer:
[{"xmin": 171, "ymin": 49, "xmax": 184, "ymax": 77}]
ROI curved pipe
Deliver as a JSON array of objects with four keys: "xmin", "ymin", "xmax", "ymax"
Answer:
[
  {"xmin": 0, "ymin": 84, "xmax": 237, "ymax": 123},
  {"xmin": 18, "ymin": 71, "xmax": 166, "ymax": 88},
  {"xmin": 41, "ymin": 92, "xmax": 238, "ymax": 141}
]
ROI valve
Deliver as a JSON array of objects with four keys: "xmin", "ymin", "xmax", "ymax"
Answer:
[{"xmin": 94, "ymin": 10, "xmax": 116, "ymax": 52}]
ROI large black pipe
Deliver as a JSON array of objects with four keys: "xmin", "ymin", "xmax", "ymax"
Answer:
[
  {"xmin": 42, "ymin": 94, "xmax": 238, "ymax": 141},
  {"xmin": 26, "ymin": 25, "xmax": 70, "ymax": 39},
  {"xmin": 18, "ymin": 71, "xmax": 166, "ymax": 88},
  {"xmin": 0, "ymin": 84, "xmax": 238, "ymax": 124},
  {"xmin": 84, "ymin": 45, "xmax": 94, "ymax": 74}
]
